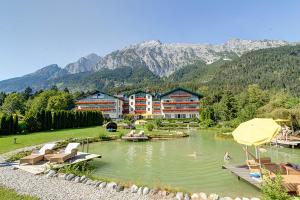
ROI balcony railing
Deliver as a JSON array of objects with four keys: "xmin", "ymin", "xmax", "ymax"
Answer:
[
  {"xmin": 135, "ymin": 104, "xmax": 147, "ymax": 107},
  {"xmin": 162, "ymin": 108, "xmax": 199, "ymax": 112},
  {"xmin": 169, "ymin": 94, "xmax": 192, "ymax": 98},
  {"xmin": 77, "ymin": 107, "xmax": 115, "ymax": 111},
  {"xmin": 135, "ymin": 110, "xmax": 146, "ymax": 114},
  {"xmin": 153, "ymin": 103, "xmax": 161, "ymax": 106},
  {"xmin": 76, "ymin": 101, "xmax": 115, "ymax": 105},
  {"xmin": 135, "ymin": 97, "xmax": 146, "ymax": 101},
  {"xmin": 162, "ymin": 101, "xmax": 199, "ymax": 105}
]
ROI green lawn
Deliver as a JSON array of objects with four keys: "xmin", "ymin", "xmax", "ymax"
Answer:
[
  {"xmin": 0, "ymin": 126, "xmax": 127, "ymax": 154},
  {"xmin": 0, "ymin": 186, "xmax": 39, "ymax": 200}
]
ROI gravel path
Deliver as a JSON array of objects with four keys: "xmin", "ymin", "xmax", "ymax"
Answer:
[{"xmin": 0, "ymin": 166, "xmax": 174, "ymax": 200}]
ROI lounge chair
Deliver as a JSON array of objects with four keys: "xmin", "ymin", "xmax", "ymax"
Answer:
[
  {"xmin": 48, "ymin": 143, "xmax": 80, "ymax": 164},
  {"xmin": 19, "ymin": 143, "xmax": 56, "ymax": 165}
]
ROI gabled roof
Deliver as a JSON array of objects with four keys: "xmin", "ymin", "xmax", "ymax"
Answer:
[
  {"xmin": 127, "ymin": 90, "xmax": 153, "ymax": 96},
  {"xmin": 78, "ymin": 90, "xmax": 123, "ymax": 101},
  {"xmin": 160, "ymin": 87, "xmax": 203, "ymax": 98}
]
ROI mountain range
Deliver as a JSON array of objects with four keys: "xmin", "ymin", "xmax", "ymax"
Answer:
[{"xmin": 0, "ymin": 38, "xmax": 297, "ymax": 92}]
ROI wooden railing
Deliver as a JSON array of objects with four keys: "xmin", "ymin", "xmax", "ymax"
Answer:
[{"xmin": 76, "ymin": 101, "xmax": 115, "ymax": 105}]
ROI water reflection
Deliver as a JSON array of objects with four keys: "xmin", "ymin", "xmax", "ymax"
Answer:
[
  {"xmin": 145, "ymin": 144, "xmax": 153, "ymax": 168},
  {"xmin": 126, "ymin": 145, "xmax": 136, "ymax": 166}
]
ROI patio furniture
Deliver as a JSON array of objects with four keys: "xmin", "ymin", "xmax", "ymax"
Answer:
[
  {"xmin": 48, "ymin": 143, "xmax": 80, "ymax": 164},
  {"xmin": 19, "ymin": 143, "xmax": 56, "ymax": 165}
]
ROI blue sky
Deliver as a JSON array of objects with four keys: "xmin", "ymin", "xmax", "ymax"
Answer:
[{"xmin": 1, "ymin": 0, "xmax": 300, "ymax": 81}]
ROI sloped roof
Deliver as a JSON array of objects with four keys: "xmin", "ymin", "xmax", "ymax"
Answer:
[
  {"xmin": 78, "ymin": 90, "xmax": 123, "ymax": 101},
  {"xmin": 160, "ymin": 87, "xmax": 203, "ymax": 98}
]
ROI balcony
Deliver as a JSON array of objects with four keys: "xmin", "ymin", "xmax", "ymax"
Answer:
[
  {"xmin": 135, "ymin": 104, "xmax": 147, "ymax": 107},
  {"xmin": 135, "ymin": 97, "xmax": 146, "ymax": 101},
  {"xmin": 76, "ymin": 101, "xmax": 115, "ymax": 105},
  {"xmin": 153, "ymin": 103, "xmax": 161, "ymax": 106},
  {"xmin": 135, "ymin": 110, "xmax": 146, "ymax": 114},
  {"xmin": 162, "ymin": 101, "xmax": 199, "ymax": 105},
  {"xmin": 169, "ymin": 94, "xmax": 192, "ymax": 98},
  {"xmin": 162, "ymin": 108, "xmax": 199, "ymax": 112},
  {"xmin": 77, "ymin": 107, "xmax": 115, "ymax": 112}
]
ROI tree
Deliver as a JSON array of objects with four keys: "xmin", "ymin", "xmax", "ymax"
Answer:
[
  {"xmin": 63, "ymin": 87, "xmax": 70, "ymax": 93},
  {"xmin": 47, "ymin": 96, "xmax": 68, "ymax": 111},
  {"xmin": 23, "ymin": 87, "xmax": 33, "ymax": 100},
  {"xmin": 215, "ymin": 90, "xmax": 238, "ymax": 121},
  {"xmin": 0, "ymin": 93, "xmax": 25, "ymax": 114},
  {"xmin": 0, "ymin": 92, "xmax": 7, "ymax": 107}
]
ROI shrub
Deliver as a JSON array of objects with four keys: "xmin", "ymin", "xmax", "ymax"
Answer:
[
  {"xmin": 262, "ymin": 173, "xmax": 292, "ymax": 200},
  {"xmin": 99, "ymin": 132, "xmax": 110, "ymax": 140},
  {"xmin": 146, "ymin": 123, "xmax": 154, "ymax": 131}
]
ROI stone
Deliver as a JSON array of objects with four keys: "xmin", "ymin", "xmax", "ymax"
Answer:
[
  {"xmin": 176, "ymin": 192, "xmax": 184, "ymax": 200},
  {"xmin": 137, "ymin": 187, "xmax": 143, "ymax": 195},
  {"xmin": 12, "ymin": 166, "xmax": 18, "ymax": 170},
  {"xmin": 95, "ymin": 181, "xmax": 102, "ymax": 187},
  {"xmin": 209, "ymin": 193, "xmax": 219, "ymax": 200},
  {"xmin": 131, "ymin": 185, "xmax": 139, "ymax": 193},
  {"xmin": 107, "ymin": 182, "xmax": 117, "ymax": 190},
  {"xmin": 64, "ymin": 173, "xmax": 69, "ymax": 180},
  {"xmin": 242, "ymin": 198, "xmax": 249, "ymax": 200},
  {"xmin": 162, "ymin": 190, "xmax": 168, "ymax": 196},
  {"xmin": 150, "ymin": 188, "xmax": 159, "ymax": 195},
  {"xmin": 184, "ymin": 193, "xmax": 191, "ymax": 200},
  {"xmin": 199, "ymin": 192, "xmax": 207, "ymax": 200},
  {"xmin": 74, "ymin": 176, "xmax": 80, "ymax": 183},
  {"xmin": 220, "ymin": 197, "xmax": 233, "ymax": 200},
  {"xmin": 250, "ymin": 198, "xmax": 260, "ymax": 200},
  {"xmin": 99, "ymin": 182, "xmax": 107, "ymax": 188},
  {"xmin": 66, "ymin": 174, "xmax": 75, "ymax": 181},
  {"xmin": 168, "ymin": 193, "xmax": 175, "ymax": 198},
  {"xmin": 116, "ymin": 185, "xmax": 124, "ymax": 192},
  {"xmin": 234, "ymin": 198, "xmax": 241, "ymax": 200},
  {"xmin": 79, "ymin": 175, "xmax": 87, "ymax": 183},
  {"xmin": 58, "ymin": 173, "xmax": 65, "ymax": 179},
  {"xmin": 191, "ymin": 193, "xmax": 200, "ymax": 200},
  {"xmin": 142, "ymin": 187, "xmax": 150, "ymax": 195},
  {"xmin": 85, "ymin": 179, "xmax": 93, "ymax": 185},
  {"xmin": 46, "ymin": 170, "xmax": 56, "ymax": 178}
]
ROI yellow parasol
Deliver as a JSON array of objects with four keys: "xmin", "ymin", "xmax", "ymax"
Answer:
[{"xmin": 232, "ymin": 118, "xmax": 281, "ymax": 146}]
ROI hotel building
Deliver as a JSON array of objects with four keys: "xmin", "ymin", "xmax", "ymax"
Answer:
[
  {"xmin": 160, "ymin": 88, "xmax": 202, "ymax": 119},
  {"xmin": 75, "ymin": 91, "xmax": 123, "ymax": 119}
]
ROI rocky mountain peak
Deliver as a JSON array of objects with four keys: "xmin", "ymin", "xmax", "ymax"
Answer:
[{"xmin": 65, "ymin": 53, "xmax": 101, "ymax": 74}]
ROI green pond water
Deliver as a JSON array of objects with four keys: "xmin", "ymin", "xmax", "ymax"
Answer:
[{"xmin": 88, "ymin": 130, "xmax": 300, "ymax": 197}]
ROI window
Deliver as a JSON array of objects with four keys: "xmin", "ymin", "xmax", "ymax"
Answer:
[
  {"xmin": 131, "ymin": 96, "xmax": 134, "ymax": 99},
  {"xmin": 147, "ymin": 102, "xmax": 150, "ymax": 105},
  {"xmin": 148, "ymin": 108, "xmax": 150, "ymax": 111},
  {"xmin": 131, "ymin": 102, "xmax": 133, "ymax": 105}
]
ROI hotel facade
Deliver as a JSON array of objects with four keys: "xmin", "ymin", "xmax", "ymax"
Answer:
[
  {"xmin": 75, "ymin": 92, "xmax": 123, "ymax": 119},
  {"xmin": 75, "ymin": 88, "xmax": 202, "ymax": 119}
]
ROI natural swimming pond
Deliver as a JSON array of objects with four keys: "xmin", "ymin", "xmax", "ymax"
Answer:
[{"xmin": 88, "ymin": 130, "xmax": 300, "ymax": 197}]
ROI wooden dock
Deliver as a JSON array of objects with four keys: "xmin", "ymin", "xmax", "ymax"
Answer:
[
  {"xmin": 14, "ymin": 152, "xmax": 101, "ymax": 175},
  {"xmin": 222, "ymin": 164, "xmax": 262, "ymax": 189},
  {"xmin": 121, "ymin": 136, "xmax": 149, "ymax": 142},
  {"xmin": 271, "ymin": 139, "xmax": 300, "ymax": 148}
]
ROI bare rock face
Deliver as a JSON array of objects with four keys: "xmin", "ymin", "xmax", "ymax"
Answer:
[
  {"xmin": 65, "ymin": 53, "xmax": 102, "ymax": 74},
  {"xmin": 94, "ymin": 39, "xmax": 291, "ymax": 77}
]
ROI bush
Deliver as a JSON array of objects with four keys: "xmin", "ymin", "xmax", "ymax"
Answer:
[
  {"xmin": 262, "ymin": 173, "xmax": 292, "ymax": 200},
  {"xmin": 146, "ymin": 123, "xmax": 154, "ymax": 131}
]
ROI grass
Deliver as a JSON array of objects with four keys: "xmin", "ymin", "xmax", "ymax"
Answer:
[
  {"xmin": 0, "ymin": 186, "xmax": 39, "ymax": 200},
  {"xmin": 0, "ymin": 126, "xmax": 126, "ymax": 154}
]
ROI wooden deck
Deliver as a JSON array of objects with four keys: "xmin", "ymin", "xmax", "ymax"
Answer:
[
  {"xmin": 14, "ymin": 152, "xmax": 101, "ymax": 175},
  {"xmin": 222, "ymin": 164, "xmax": 262, "ymax": 189},
  {"xmin": 121, "ymin": 136, "xmax": 149, "ymax": 142},
  {"xmin": 272, "ymin": 139, "xmax": 300, "ymax": 148}
]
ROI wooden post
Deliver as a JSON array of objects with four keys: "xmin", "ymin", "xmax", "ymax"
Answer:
[
  {"xmin": 87, "ymin": 138, "xmax": 89, "ymax": 153},
  {"xmin": 13, "ymin": 137, "xmax": 17, "ymax": 144}
]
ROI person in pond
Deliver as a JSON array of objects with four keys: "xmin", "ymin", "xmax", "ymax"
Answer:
[{"xmin": 224, "ymin": 152, "xmax": 232, "ymax": 161}]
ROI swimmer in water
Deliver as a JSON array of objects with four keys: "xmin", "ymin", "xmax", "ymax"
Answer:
[
  {"xmin": 224, "ymin": 152, "xmax": 232, "ymax": 161},
  {"xmin": 187, "ymin": 151, "xmax": 198, "ymax": 158}
]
